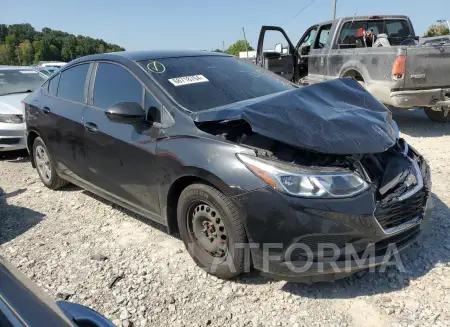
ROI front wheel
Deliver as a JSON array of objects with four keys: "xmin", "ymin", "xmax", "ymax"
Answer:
[
  {"xmin": 177, "ymin": 183, "xmax": 247, "ymax": 279},
  {"xmin": 424, "ymin": 107, "xmax": 450, "ymax": 122},
  {"xmin": 33, "ymin": 137, "xmax": 68, "ymax": 189}
]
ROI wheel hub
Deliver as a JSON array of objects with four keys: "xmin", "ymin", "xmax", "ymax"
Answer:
[
  {"xmin": 190, "ymin": 203, "xmax": 228, "ymax": 258},
  {"xmin": 35, "ymin": 145, "xmax": 51, "ymax": 183}
]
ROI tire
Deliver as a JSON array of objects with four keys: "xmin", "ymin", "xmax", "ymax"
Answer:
[
  {"xmin": 177, "ymin": 183, "xmax": 247, "ymax": 279},
  {"xmin": 33, "ymin": 137, "xmax": 68, "ymax": 189},
  {"xmin": 424, "ymin": 107, "xmax": 450, "ymax": 122}
]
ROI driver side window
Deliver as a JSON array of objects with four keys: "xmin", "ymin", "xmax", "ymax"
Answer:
[
  {"xmin": 314, "ymin": 24, "xmax": 332, "ymax": 49},
  {"xmin": 93, "ymin": 63, "xmax": 143, "ymax": 110},
  {"xmin": 263, "ymin": 30, "xmax": 291, "ymax": 55},
  {"xmin": 300, "ymin": 28, "xmax": 318, "ymax": 47}
]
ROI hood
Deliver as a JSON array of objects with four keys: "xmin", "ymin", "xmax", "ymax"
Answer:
[
  {"xmin": 0, "ymin": 93, "xmax": 28, "ymax": 115},
  {"xmin": 192, "ymin": 78, "xmax": 396, "ymax": 155}
]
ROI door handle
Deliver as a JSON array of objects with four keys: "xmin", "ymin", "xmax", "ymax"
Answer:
[
  {"xmin": 84, "ymin": 122, "xmax": 98, "ymax": 133},
  {"xmin": 42, "ymin": 106, "xmax": 51, "ymax": 114}
]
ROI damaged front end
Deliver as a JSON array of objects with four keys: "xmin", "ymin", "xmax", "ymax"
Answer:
[
  {"xmin": 193, "ymin": 79, "xmax": 431, "ymax": 234},
  {"xmin": 192, "ymin": 79, "xmax": 432, "ymax": 281},
  {"xmin": 198, "ymin": 116, "xmax": 431, "ymax": 235}
]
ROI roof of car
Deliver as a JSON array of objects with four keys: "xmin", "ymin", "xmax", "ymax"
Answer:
[
  {"xmin": 315, "ymin": 15, "xmax": 410, "ymax": 26},
  {"xmin": 67, "ymin": 50, "xmax": 231, "ymax": 66},
  {"xmin": 118, "ymin": 50, "xmax": 231, "ymax": 61}
]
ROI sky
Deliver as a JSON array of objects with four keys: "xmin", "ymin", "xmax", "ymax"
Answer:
[{"xmin": 2, "ymin": 0, "xmax": 449, "ymax": 51}]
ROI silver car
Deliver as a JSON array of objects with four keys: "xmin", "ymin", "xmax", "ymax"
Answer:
[{"xmin": 0, "ymin": 67, "xmax": 47, "ymax": 152}]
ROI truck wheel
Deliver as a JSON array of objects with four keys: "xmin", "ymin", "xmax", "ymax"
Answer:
[
  {"xmin": 177, "ymin": 183, "xmax": 247, "ymax": 279},
  {"xmin": 424, "ymin": 107, "xmax": 450, "ymax": 122}
]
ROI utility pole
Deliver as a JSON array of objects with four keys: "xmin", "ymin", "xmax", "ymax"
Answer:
[
  {"xmin": 222, "ymin": 40, "xmax": 225, "ymax": 52},
  {"xmin": 333, "ymin": 0, "xmax": 337, "ymax": 19},
  {"xmin": 242, "ymin": 27, "xmax": 249, "ymax": 58}
]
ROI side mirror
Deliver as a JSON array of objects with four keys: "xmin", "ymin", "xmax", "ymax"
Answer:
[
  {"xmin": 105, "ymin": 102, "xmax": 145, "ymax": 124},
  {"xmin": 274, "ymin": 43, "xmax": 283, "ymax": 53}
]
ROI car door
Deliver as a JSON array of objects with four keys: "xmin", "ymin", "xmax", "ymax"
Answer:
[
  {"xmin": 294, "ymin": 25, "xmax": 319, "ymax": 80},
  {"xmin": 82, "ymin": 61, "xmax": 161, "ymax": 216},
  {"xmin": 38, "ymin": 63, "xmax": 91, "ymax": 179},
  {"xmin": 308, "ymin": 24, "xmax": 333, "ymax": 81},
  {"xmin": 256, "ymin": 26, "xmax": 295, "ymax": 81}
]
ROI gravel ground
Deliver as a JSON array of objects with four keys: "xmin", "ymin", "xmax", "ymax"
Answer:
[{"xmin": 1, "ymin": 108, "xmax": 449, "ymax": 327}]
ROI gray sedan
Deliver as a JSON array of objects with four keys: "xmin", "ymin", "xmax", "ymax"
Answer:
[{"xmin": 0, "ymin": 67, "xmax": 47, "ymax": 152}]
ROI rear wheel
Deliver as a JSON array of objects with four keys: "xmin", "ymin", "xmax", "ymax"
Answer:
[
  {"xmin": 177, "ymin": 183, "xmax": 247, "ymax": 279},
  {"xmin": 424, "ymin": 107, "xmax": 450, "ymax": 122},
  {"xmin": 33, "ymin": 137, "xmax": 68, "ymax": 189}
]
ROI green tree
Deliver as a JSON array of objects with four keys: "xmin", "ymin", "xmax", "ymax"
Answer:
[
  {"xmin": 32, "ymin": 40, "xmax": 44, "ymax": 63},
  {"xmin": 424, "ymin": 24, "xmax": 450, "ymax": 37},
  {"xmin": 0, "ymin": 24, "xmax": 8, "ymax": 42},
  {"xmin": 226, "ymin": 40, "xmax": 254, "ymax": 56},
  {"xmin": 4, "ymin": 35, "xmax": 18, "ymax": 65},
  {"xmin": 213, "ymin": 49, "xmax": 224, "ymax": 53},
  {"xmin": 61, "ymin": 35, "xmax": 77, "ymax": 61},
  {"xmin": 0, "ymin": 23, "xmax": 125, "ymax": 65},
  {"xmin": 96, "ymin": 43, "xmax": 106, "ymax": 54},
  {"xmin": 0, "ymin": 44, "xmax": 9, "ymax": 65},
  {"xmin": 18, "ymin": 40, "xmax": 34, "ymax": 65},
  {"xmin": 7, "ymin": 24, "xmax": 36, "ymax": 43}
]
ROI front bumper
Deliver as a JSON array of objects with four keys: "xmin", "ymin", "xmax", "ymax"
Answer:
[
  {"xmin": 390, "ymin": 88, "xmax": 450, "ymax": 108},
  {"xmin": 233, "ymin": 148, "xmax": 432, "ymax": 282},
  {"xmin": 0, "ymin": 122, "xmax": 26, "ymax": 151}
]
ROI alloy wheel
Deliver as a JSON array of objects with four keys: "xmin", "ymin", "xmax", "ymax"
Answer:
[{"xmin": 35, "ymin": 145, "xmax": 52, "ymax": 183}]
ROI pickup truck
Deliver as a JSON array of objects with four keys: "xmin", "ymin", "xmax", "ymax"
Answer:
[{"xmin": 256, "ymin": 15, "xmax": 450, "ymax": 122}]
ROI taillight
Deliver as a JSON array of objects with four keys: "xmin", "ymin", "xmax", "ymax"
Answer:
[{"xmin": 392, "ymin": 55, "xmax": 406, "ymax": 80}]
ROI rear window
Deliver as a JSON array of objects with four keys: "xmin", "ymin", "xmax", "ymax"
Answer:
[
  {"xmin": 338, "ymin": 19, "xmax": 413, "ymax": 48},
  {"xmin": 0, "ymin": 69, "xmax": 46, "ymax": 96},
  {"xmin": 139, "ymin": 56, "xmax": 295, "ymax": 112}
]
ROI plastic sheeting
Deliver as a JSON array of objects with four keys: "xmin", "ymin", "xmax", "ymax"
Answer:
[{"xmin": 192, "ymin": 78, "xmax": 396, "ymax": 155}]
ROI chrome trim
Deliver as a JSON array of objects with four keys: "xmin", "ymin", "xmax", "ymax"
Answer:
[
  {"xmin": 398, "ymin": 158, "xmax": 423, "ymax": 201},
  {"xmin": 382, "ymin": 216, "xmax": 421, "ymax": 234}
]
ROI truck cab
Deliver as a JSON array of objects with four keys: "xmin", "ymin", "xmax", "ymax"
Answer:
[{"xmin": 257, "ymin": 15, "xmax": 450, "ymax": 122}]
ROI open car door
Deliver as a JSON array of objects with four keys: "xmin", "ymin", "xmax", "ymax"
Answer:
[{"xmin": 256, "ymin": 26, "xmax": 296, "ymax": 81}]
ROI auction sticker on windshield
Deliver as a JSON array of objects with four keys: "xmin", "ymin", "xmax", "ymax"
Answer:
[{"xmin": 168, "ymin": 75, "xmax": 209, "ymax": 86}]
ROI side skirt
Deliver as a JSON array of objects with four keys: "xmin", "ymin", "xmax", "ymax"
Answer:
[{"xmin": 58, "ymin": 171, "xmax": 167, "ymax": 228}]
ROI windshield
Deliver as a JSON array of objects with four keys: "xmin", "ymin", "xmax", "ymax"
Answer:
[
  {"xmin": 0, "ymin": 69, "xmax": 46, "ymax": 96},
  {"xmin": 139, "ymin": 56, "xmax": 296, "ymax": 112}
]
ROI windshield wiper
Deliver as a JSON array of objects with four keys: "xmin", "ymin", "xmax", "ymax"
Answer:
[{"xmin": 1, "ymin": 89, "xmax": 34, "ymax": 96}]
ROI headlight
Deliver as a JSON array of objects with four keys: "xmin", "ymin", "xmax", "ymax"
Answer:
[
  {"xmin": 237, "ymin": 153, "xmax": 369, "ymax": 198},
  {"xmin": 0, "ymin": 114, "xmax": 23, "ymax": 124}
]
